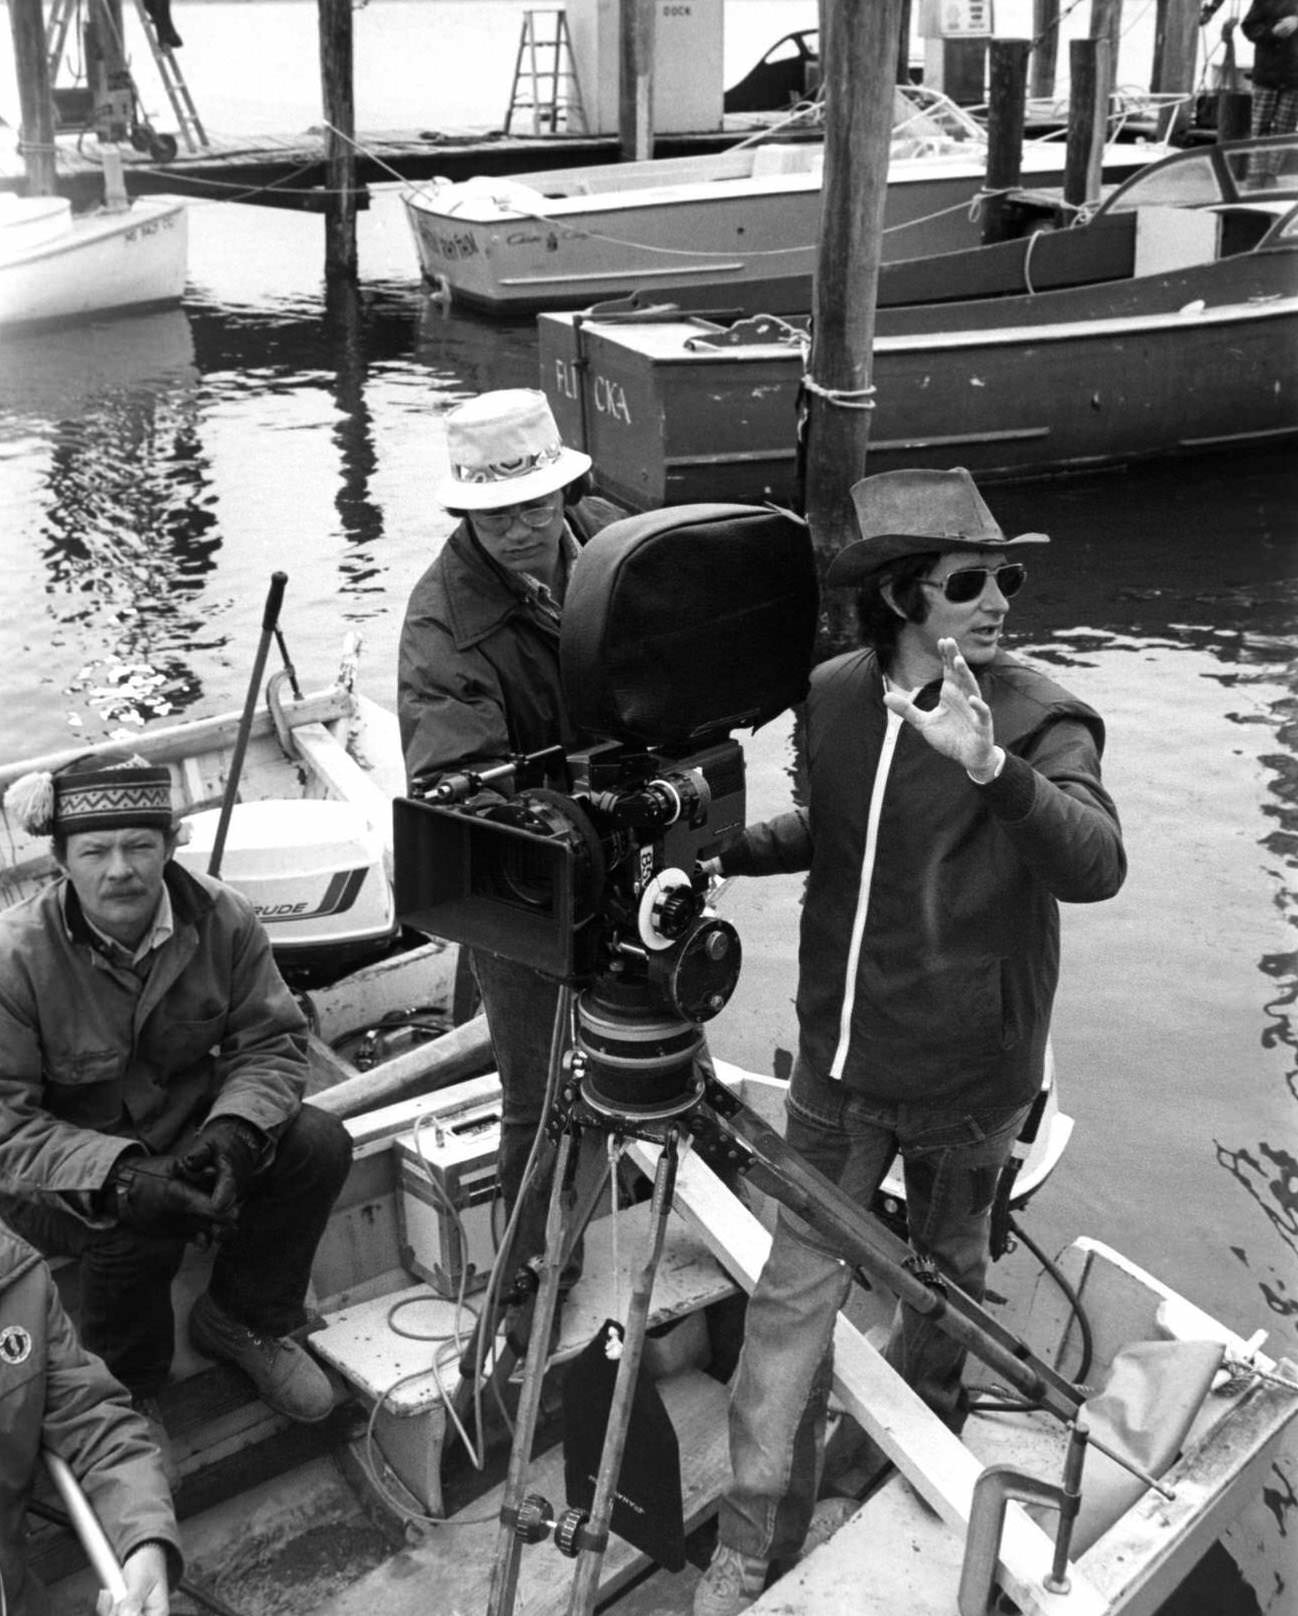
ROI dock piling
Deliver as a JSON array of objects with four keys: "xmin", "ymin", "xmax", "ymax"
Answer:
[
  {"xmin": 1063, "ymin": 37, "xmax": 1109, "ymax": 212},
  {"xmin": 1030, "ymin": 0, "xmax": 1062, "ymax": 101},
  {"xmin": 318, "ymin": 0, "xmax": 358, "ymax": 282},
  {"xmin": 983, "ymin": 39, "xmax": 1032, "ymax": 244},
  {"xmin": 802, "ymin": 0, "xmax": 906, "ymax": 640},
  {"xmin": 8, "ymin": 0, "xmax": 57, "ymax": 195}
]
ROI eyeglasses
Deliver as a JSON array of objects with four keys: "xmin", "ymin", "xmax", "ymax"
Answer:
[
  {"xmin": 472, "ymin": 497, "xmax": 560, "ymax": 535},
  {"xmin": 918, "ymin": 562, "xmax": 1028, "ymax": 604}
]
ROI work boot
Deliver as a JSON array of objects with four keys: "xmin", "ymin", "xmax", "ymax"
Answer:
[
  {"xmin": 129, "ymin": 1392, "xmax": 180, "ymax": 1490},
  {"xmin": 797, "ymin": 1495, "xmax": 858, "ymax": 1561},
  {"xmin": 188, "ymin": 1293, "xmax": 334, "ymax": 1423},
  {"xmin": 692, "ymin": 1543, "xmax": 768, "ymax": 1616}
]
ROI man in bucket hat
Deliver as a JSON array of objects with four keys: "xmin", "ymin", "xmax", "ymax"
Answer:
[
  {"xmin": 397, "ymin": 390, "xmax": 623, "ymax": 1373},
  {"xmin": 0, "ymin": 757, "xmax": 353, "ymax": 1474},
  {"xmin": 694, "ymin": 468, "xmax": 1127, "ymax": 1615}
]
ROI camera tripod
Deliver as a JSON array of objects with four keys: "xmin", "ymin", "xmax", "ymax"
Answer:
[{"xmin": 480, "ymin": 979, "xmax": 1175, "ymax": 1616}]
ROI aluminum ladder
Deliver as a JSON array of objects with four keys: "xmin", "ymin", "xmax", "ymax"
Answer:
[
  {"xmin": 45, "ymin": 0, "xmax": 208, "ymax": 151},
  {"xmin": 505, "ymin": 9, "xmax": 588, "ymax": 136}
]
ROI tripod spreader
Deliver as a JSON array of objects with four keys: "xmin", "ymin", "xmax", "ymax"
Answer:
[{"xmin": 694, "ymin": 1075, "xmax": 1088, "ymax": 1426}]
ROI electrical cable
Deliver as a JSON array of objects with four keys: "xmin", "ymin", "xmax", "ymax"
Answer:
[{"xmin": 965, "ymin": 1210, "xmax": 1096, "ymax": 1414}]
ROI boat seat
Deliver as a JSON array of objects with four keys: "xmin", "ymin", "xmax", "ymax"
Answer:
[
  {"xmin": 1216, "ymin": 205, "xmax": 1278, "ymax": 257},
  {"xmin": 1132, "ymin": 205, "xmax": 1220, "ymax": 277},
  {"xmin": 749, "ymin": 143, "xmax": 822, "ymax": 179}
]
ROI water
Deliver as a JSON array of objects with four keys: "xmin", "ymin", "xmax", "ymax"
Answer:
[{"xmin": 1, "ymin": 1, "xmax": 1295, "ymax": 1607}]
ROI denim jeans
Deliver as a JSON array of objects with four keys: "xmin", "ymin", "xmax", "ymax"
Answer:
[
  {"xmin": 0, "ymin": 1103, "xmax": 352, "ymax": 1396},
  {"xmin": 718, "ymin": 1057, "xmax": 1031, "ymax": 1563}
]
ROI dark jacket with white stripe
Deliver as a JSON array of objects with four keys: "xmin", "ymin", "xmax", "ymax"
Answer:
[{"xmin": 719, "ymin": 648, "xmax": 1126, "ymax": 1107}]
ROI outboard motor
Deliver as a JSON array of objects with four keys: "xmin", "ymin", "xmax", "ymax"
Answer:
[{"xmin": 175, "ymin": 798, "xmax": 396, "ymax": 987}]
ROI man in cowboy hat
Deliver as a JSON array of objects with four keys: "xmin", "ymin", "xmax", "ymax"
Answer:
[
  {"xmin": 397, "ymin": 389, "xmax": 623, "ymax": 1362},
  {"xmin": 694, "ymin": 468, "xmax": 1127, "ymax": 1616},
  {"xmin": 0, "ymin": 758, "xmax": 353, "ymax": 1469}
]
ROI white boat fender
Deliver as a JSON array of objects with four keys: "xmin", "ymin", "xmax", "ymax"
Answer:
[{"xmin": 1178, "ymin": 299, "xmax": 1208, "ymax": 315}]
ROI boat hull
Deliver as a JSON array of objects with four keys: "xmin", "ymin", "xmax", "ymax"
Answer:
[
  {"xmin": 405, "ymin": 144, "xmax": 1166, "ymax": 317},
  {"xmin": 540, "ymin": 252, "xmax": 1298, "ymax": 507},
  {"xmin": 0, "ymin": 197, "xmax": 188, "ymax": 328}
]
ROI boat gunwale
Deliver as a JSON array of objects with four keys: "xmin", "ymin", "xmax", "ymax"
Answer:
[{"xmin": 0, "ymin": 197, "xmax": 186, "ymax": 274}]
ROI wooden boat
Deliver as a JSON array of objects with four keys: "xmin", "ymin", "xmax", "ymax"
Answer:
[
  {"xmin": 402, "ymin": 85, "xmax": 1170, "ymax": 318},
  {"xmin": 0, "ymin": 637, "xmax": 466, "ymax": 997},
  {"xmin": 0, "ymin": 190, "xmax": 187, "ymax": 329},
  {"xmin": 34, "ymin": 1049, "xmax": 1293, "ymax": 1616},
  {"xmin": 537, "ymin": 135, "xmax": 1298, "ymax": 509}
]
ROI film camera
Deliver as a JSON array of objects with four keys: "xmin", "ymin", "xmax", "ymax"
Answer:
[{"xmin": 393, "ymin": 503, "xmax": 818, "ymax": 1119}]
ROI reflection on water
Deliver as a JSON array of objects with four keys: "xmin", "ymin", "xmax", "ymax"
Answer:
[{"xmin": 0, "ymin": 310, "xmax": 218, "ymax": 731}]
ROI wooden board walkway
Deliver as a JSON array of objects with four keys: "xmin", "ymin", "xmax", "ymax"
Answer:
[{"xmin": 0, "ymin": 120, "xmax": 771, "ymax": 212}]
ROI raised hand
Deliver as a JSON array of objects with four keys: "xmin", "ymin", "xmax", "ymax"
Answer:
[{"xmin": 881, "ymin": 637, "xmax": 999, "ymax": 776}]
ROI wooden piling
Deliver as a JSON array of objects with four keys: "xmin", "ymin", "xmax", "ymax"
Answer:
[
  {"xmin": 983, "ymin": 39, "xmax": 1031, "ymax": 245},
  {"xmin": 1063, "ymin": 37, "xmax": 1108, "ymax": 212},
  {"xmin": 1152, "ymin": 0, "xmax": 1199, "ymax": 139},
  {"xmin": 896, "ymin": 0, "xmax": 913, "ymax": 84},
  {"xmin": 318, "ymin": 0, "xmax": 358, "ymax": 282},
  {"xmin": 1090, "ymin": 0, "xmax": 1121, "ymax": 136},
  {"xmin": 619, "ymin": 0, "xmax": 654, "ymax": 162},
  {"xmin": 1030, "ymin": 0, "xmax": 1061, "ymax": 100},
  {"xmin": 8, "ymin": 0, "xmax": 57, "ymax": 195},
  {"xmin": 802, "ymin": 0, "xmax": 906, "ymax": 637}
]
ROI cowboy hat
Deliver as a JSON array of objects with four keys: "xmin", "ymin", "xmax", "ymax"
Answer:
[
  {"xmin": 825, "ymin": 468, "xmax": 1049, "ymax": 587},
  {"xmin": 433, "ymin": 389, "xmax": 592, "ymax": 510}
]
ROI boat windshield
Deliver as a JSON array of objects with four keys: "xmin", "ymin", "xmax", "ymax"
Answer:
[
  {"xmin": 892, "ymin": 86, "xmax": 982, "ymax": 149},
  {"xmin": 1104, "ymin": 138, "xmax": 1298, "ymax": 213}
]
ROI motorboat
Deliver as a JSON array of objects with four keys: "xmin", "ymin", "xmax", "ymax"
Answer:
[
  {"xmin": 0, "ymin": 189, "xmax": 187, "ymax": 329},
  {"xmin": 403, "ymin": 86, "xmax": 1172, "ymax": 317},
  {"xmin": 537, "ymin": 136, "xmax": 1298, "ymax": 508}
]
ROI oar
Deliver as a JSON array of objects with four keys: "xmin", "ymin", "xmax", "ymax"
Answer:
[
  {"xmin": 208, "ymin": 571, "xmax": 288, "ymax": 880},
  {"xmin": 43, "ymin": 1450, "xmax": 129, "ymax": 1605}
]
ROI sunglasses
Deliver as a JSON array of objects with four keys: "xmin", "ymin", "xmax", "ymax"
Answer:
[
  {"xmin": 918, "ymin": 562, "xmax": 1028, "ymax": 604},
  {"xmin": 473, "ymin": 496, "xmax": 560, "ymax": 535}
]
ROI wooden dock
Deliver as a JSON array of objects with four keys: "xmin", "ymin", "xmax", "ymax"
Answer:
[{"xmin": 0, "ymin": 120, "xmax": 769, "ymax": 213}]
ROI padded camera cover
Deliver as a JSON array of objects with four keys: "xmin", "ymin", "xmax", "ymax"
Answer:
[{"xmin": 561, "ymin": 503, "xmax": 818, "ymax": 750}]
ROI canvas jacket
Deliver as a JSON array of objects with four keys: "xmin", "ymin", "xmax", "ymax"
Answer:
[
  {"xmin": 1242, "ymin": 1, "xmax": 1298, "ymax": 90},
  {"xmin": 720, "ymin": 648, "xmax": 1126, "ymax": 1108},
  {"xmin": 0, "ymin": 1227, "xmax": 181, "ymax": 1616},
  {"xmin": 397, "ymin": 497, "xmax": 623, "ymax": 788},
  {"xmin": 0, "ymin": 861, "xmax": 309, "ymax": 1215}
]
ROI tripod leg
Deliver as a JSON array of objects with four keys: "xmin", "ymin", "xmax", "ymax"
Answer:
[
  {"xmin": 565, "ymin": 1129, "xmax": 681, "ymax": 1616},
  {"xmin": 487, "ymin": 1124, "xmax": 581, "ymax": 1616}
]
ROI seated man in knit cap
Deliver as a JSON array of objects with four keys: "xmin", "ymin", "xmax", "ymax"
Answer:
[{"xmin": 0, "ymin": 758, "xmax": 353, "ymax": 1460}]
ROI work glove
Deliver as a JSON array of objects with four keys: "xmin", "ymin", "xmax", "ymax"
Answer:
[
  {"xmin": 103, "ymin": 1150, "xmax": 236, "ymax": 1243},
  {"xmin": 179, "ymin": 1116, "xmax": 267, "ymax": 1221}
]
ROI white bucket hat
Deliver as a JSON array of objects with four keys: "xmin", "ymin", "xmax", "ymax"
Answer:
[{"xmin": 434, "ymin": 388, "xmax": 592, "ymax": 510}]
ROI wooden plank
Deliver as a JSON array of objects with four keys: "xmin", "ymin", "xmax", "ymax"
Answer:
[
  {"xmin": 633, "ymin": 1140, "xmax": 1109, "ymax": 1616},
  {"xmin": 313, "ymin": 1368, "xmax": 728, "ymax": 1616},
  {"xmin": 312, "ymin": 1201, "xmax": 734, "ymax": 1418},
  {"xmin": 307, "ymin": 1014, "xmax": 495, "ymax": 1120},
  {"xmin": 304, "ymin": 938, "xmax": 462, "ymax": 1044}
]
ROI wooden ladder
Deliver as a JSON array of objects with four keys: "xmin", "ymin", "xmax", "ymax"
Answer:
[
  {"xmin": 45, "ymin": 0, "xmax": 208, "ymax": 150},
  {"xmin": 505, "ymin": 8, "xmax": 588, "ymax": 136}
]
